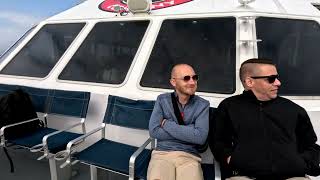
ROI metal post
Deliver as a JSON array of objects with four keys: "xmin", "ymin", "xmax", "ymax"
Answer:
[
  {"xmin": 90, "ymin": 165, "xmax": 98, "ymax": 180},
  {"xmin": 49, "ymin": 158, "xmax": 58, "ymax": 180},
  {"xmin": 49, "ymin": 157, "xmax": 71, "ymax": 180}
]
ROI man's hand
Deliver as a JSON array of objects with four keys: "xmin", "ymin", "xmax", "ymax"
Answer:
[{"xmin": 161, "ymin": 119, "xmax": 167, "ymax": 127}]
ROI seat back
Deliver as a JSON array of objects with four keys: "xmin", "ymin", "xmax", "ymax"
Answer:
[
  {"xmin": 19, "ymin": 86, "xmax": 51, "ymax": 113},
  {"xmin": 208, "ymin": 107, "xmax": 217, "ymax": 139},
  {"xmin": 207, "ymin": 107, "xmax": 220, "ymax": 180},
  {"xmin": 47, "ymin": 89, "xmax": 90, "ymax": 118},
  {"xmin": 0, "ymin": 84, "xmax": 50, "ymax": 113},
  {"xmin": 0, "ymin": 84, "xmax": 19, "ymax": 97},
  {"xmin": 196, "ymin": 107, "xmax": 217, "ymax": 153},
  {"xmin": 103, "ymin": 95, "xmax": 155, "ymax": 130},
  {"xmin": 0, "ymin": 84, "xmax": 91, "ymax": 117}
]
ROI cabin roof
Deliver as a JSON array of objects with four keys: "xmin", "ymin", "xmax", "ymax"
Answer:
[{"xmin": 47, "ymin": 0, "xmax": 320, "ymax": 21}]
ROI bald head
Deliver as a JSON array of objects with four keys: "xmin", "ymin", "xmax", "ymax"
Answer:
[
  {"xmin": 170, "ymin": 64, "xmax": 197, "ymax": 96},
  {"xmin": 171, "ymin": 64, "xmax": 195, "ymax": 79}
]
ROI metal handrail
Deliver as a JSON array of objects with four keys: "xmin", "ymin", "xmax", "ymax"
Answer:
[{"xmin": 129, "ymin": 137, "xmax": 154, "ymax": 180}]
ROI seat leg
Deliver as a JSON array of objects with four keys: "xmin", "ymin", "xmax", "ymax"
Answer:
[
  {"xmin": 49, "ymin": 157, "xmax": 71, "ymax": 180},
  {"xmin": 90, "ymin": 165, "xmax": 98, "ymax": 180},
  {"xmin": 49, "ymin": 158, "xmax": 58, "ymax": 180}
]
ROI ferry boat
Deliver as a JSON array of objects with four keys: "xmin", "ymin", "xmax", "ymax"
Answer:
[{"xmin": 1, "ymin": 0, "xmax": 320, "ymax": 179}]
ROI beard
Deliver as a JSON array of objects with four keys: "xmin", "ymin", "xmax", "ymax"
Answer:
[{"xmin": 176, "ymin": 85, "xmax": 196, "ymax": 96}]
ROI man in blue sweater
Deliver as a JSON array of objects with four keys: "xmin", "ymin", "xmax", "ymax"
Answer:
[{"xmin": 147, "ymin": 64, "xmax": 210, "ymax": 180}]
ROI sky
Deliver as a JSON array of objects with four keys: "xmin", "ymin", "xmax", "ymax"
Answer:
[{"xmin": 0, "ymin": 0, "xmax": 84, "ymax": 56}]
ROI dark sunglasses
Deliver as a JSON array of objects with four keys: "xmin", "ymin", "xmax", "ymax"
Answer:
[
  {"xmin": 251, "ymin": 74, "xmax": 279, "ymax": 83},
  {"xmin": 173, "ymin": 75, "xmax": 199, "ymax": 82}
]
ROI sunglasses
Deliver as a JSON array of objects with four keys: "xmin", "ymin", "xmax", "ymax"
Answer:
[
  {"xmin": 173, "ymin": 75, "xmax": 199, "ymax": 82},
  {"xmin": 251, "ymin": 74, "xmax": 279, "ymax": 83}
]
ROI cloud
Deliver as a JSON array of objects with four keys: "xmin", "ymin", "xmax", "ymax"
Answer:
[
  {"xmin": 0, "ymin": 11, "xmax": 42, "ymax": 27},
  {"xmin": 0, "ymin": 26, "xmax": 25, "ymax": 55},
  {"xmin": 0, "ymin": 11, "xmax": 43, "ymax": 56}
]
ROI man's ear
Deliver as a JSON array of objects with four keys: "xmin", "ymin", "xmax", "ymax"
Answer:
[
  {"xmin": 170, "ymin": 78, "xmax": 176, "ymax": 87},
  {"xmin": 245, "ymin": 77, "xmax": 254, "ymax": 88}
]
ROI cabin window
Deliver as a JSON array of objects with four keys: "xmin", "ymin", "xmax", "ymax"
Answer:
[
  {"xmin": 0, "ymin": 23, "xmax": 84, "ymax": 78},
  {"xmin": 256, "ymin": 17, "xmax": 320, "ymax": 95},
  {"xmin": 140, "ymin": 17, "xmax": 236, "ymax": 94},
  {"xmin": 59, "ymin": 21, "xmax": 149, "ymax": 84}
]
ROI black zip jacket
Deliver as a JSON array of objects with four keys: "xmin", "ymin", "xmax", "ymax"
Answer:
[{"xmin": 210, "ymin": 90, "xmax": 320, "ymax": 179}]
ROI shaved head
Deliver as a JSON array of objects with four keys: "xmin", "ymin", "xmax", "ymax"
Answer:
[
  {"xmin": 239, "ymin": 58, "xmax": 281, "ymax": 101},
  {"xmin": 170, "ymin": 64, "xmax": 197, "ymax": 96},
  {"xmin": 171, "ymin": 64, "xmax": 194, "ymax": 79},
  {"xmin": 240, "ymin": 58, "xmax": 275, "ymax": 87}
]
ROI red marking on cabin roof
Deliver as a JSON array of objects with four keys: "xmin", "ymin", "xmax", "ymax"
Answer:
[{"xmin": 99, "ymin": 0, "xmax": 193, "ymax": 13}]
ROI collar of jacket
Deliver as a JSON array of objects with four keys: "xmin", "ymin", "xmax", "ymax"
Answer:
[{"xmin": 242, "ymin": 90, "xmax": 277, "ymax": 105}]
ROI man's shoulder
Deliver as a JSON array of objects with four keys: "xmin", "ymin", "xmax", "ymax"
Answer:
[
  {"xmin": 156, "ymin": 93, "xmax": 172, "ymax": 104},
  {"xmin": 276, "ymin": 96, "xmax": 305, "ymax": 110},
  {"xmin": 194, "ymin": 95, "xmax": 210, "ymax": 105},
  {"xmin": 157, "ymin": 92, "xmax": 172, "ymax": 100},
  {"xmin": 220, "ymin": 94, "xmax": 242, "ymax": 104}
]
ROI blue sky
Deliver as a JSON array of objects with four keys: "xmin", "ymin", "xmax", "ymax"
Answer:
[{"xmin": 0, "ymin": 0, "xmax": 83, "ymax": 55}]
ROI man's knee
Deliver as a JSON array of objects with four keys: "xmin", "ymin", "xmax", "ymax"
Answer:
[
  {"xmin": 147, "ymin": 158, "xmax": 175, "ymax": 180},
  {"xmin": 176, "ymin": 161, "xmax": 203, "ymax": 180}
]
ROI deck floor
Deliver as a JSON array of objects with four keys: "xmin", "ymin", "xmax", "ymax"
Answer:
[{"xmin": 0, "ymin": 147, "xmax": 126, "ymax": 180}]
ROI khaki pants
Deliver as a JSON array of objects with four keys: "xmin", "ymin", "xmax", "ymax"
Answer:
[
  {"xmin": 226, "ymin": 176, "xmax": 310, "ymax": 180},
  {"xmin": 147, "ymin": 150, "xmax": 203, "ymax": 180}
]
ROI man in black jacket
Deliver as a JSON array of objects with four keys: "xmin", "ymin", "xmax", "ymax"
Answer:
[{"xmin": 211, "ymin": 58, "xmax": 320, "ymax": 180}]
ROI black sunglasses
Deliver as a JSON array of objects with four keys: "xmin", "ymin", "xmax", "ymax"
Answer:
[
  {"xmin": 173, "ymin": 75, "xmax": 199, "ymax": 82},
  {"xmin": 251, "ymin": 74, "xmax": 279, "ymax": 83}
]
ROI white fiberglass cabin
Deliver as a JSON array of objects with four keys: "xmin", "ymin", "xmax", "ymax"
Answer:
[{"xmin": 1, "ymin": 0, "xmax": 320, "ymax": 180}]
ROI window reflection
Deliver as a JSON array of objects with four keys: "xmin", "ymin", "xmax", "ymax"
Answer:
[
  {"xmin": 0, "ymin": 23, "xmax": 84, "ymax": 77},
  {"xmin": 140, "ymin": 17, "xmax": 236, "ymax": 93},
  {"xmin": 59, "ymin": 21, "xmax": 149, "ymax": 84},
  {"xmin": 257, "ymin": 17, "xmax": 320, "ymax": 95}
]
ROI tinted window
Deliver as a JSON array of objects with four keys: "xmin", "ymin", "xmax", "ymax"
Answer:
[
  {"xmin": 59, "ymin": 21, "xmax": 149, "ymax": 84},
  {"xmin": 140, "ymin": 17, "xmax": 236, "ymax": 93},
  {"xmin": 0, "ymin": 23, "xmax": 84, "ymax": 77},
  {"xmin": 256, "ymin": 17, "xmax": 320, "ymax": 95}
]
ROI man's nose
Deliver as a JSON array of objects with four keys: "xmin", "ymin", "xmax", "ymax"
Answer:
[
  {"xmin": 188, "ymin": 78, "xmax": 197, "ymax": 84},
  {"xmin": 274, "ymin": 78, "xmax": 281, "ymax": 86}
]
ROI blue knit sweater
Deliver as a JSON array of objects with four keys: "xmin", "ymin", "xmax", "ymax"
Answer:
[{"xmin": 149, "ymin": 92, "xmax": 210, "ymax": 156}]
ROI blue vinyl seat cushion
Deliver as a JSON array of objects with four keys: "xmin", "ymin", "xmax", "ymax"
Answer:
[
  {"xmin": 9, "ymin": 127, "xmax": 82, "ymax": 153},
  {"xmin": 0, "ymin": 85, "xmax": 90, "ymax": 156},
  {"xmin": 75, "ymin": 139, "xmax": 151, "ymax": 179},
  {"xmin": 75, "ymin": 139, "xmax": 214, "ymax": 180}
]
